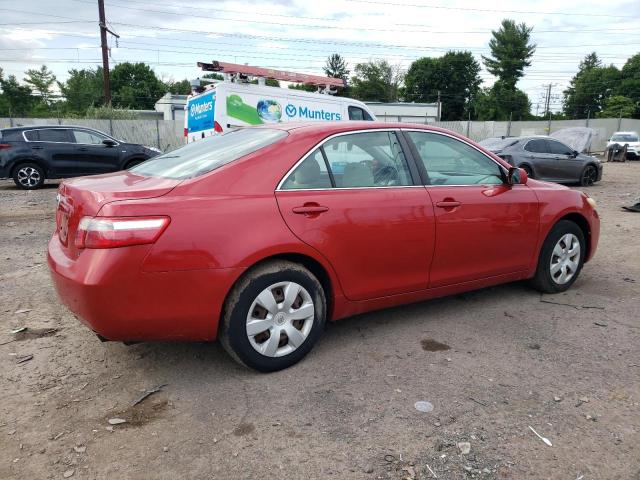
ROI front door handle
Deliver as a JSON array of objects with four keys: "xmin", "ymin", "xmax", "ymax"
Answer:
[
  {"xmin": 292, "ymin": 204, "xmax": 329, "ymax": 215},
  {"xmin": 31, "ymin": 146, "xmax": 44, "ymax": 150},
  {"xmin": 78, "ymin": 147, "xmax": 89, "ymax": 152},
  {"xmin": 435, "ymin": 200, "xmax": 461, "ymax": 208}
]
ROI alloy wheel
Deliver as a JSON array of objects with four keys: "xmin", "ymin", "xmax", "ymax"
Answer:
[
  {"xmin": 16, "ymin": 166, "xmax": 41, "ymax": 188},
  {"xmin": 581, "ymin": 166, "xmax": 597, "ymax": 186},
  {"xmin": 550, "ymin": 233, "xmax": 581, "ymax": 285},
  {"xmin": 246, "ymin": 281, "xmax": 315, "ymax": 357}
]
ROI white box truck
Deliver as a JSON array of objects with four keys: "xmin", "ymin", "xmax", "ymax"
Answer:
[{"xmin": 184, "ymin": 61, "xmax": 376, "ymax": 143}]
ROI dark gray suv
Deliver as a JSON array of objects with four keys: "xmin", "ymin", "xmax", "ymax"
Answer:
[
  {"xmin": 0, "ymin": 126, "xmax": 161, "ymax": 189},
  {"xmin": 480, "ymin": 136, "xmax": 603, "ymax": 186}
]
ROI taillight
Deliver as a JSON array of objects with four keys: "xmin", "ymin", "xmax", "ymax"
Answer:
[
  {"xmin": 75, "ymin": 216, "xmax": 170, "ymax": 249},
  {"xmin": 214, "ymin": 121, "xmax": 223, "ymax": 133},
  {"xmin": 183, "ymin": 127, "xmax": 188, "ymax": 137},
  {"xmin": 0, "ymin": 143, "xmax": 12, "ymax": 149}
]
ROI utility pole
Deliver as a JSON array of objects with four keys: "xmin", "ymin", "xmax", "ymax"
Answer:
[
  {"xmin": 543, "ymin": 83, "xmax": 552, "ymax": 117},
  {"xmin": 98, "ymin": 0, "xmax": 119, "ymax": 106}
]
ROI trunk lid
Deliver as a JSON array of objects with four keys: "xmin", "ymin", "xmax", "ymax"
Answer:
[{"xmin": 55, "ymin": 171, "xmax": 180, "ymax": 257}]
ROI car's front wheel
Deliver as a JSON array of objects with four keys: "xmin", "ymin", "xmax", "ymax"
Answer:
[
  {"xmin": 13, "ymin": 162, "xmax": 45, "ymax": 190},
  {"xmin": 580, "ymin": 165, "xmax": 598, "ymax": 186},
  {"xmin": 219, "ymin": 260, "xmax": 326, "ymax": 372},
  {"xmin": 530, "ymin": 220, "xmax": 586, "ymax": 294}
]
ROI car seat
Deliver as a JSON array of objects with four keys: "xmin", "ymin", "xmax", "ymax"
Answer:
[{"xmin": 342, "ymin": 162, "xmax": 374, "ymax": 187}]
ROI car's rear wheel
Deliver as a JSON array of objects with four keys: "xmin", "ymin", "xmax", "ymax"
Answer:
[
  {"xmin": 580, "ymin": 165, "xmax": 598, "ymax": 186},
  {"xmin": 13, "ymin": 162, "xmax": 45, "ymax": 189},
  {"xmin": 530, "ymin": 220, "xmax": 585, "ymax": 294},
  {"xmin": 219, "ymin": 260, "xmax": 326, "ymax": 372}
]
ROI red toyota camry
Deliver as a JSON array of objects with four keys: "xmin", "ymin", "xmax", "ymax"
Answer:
[{"xmin": 48, "ymin": 122, "xmax": 600, "ymax": 371}]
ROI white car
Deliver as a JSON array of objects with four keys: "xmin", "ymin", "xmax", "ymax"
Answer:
[{"xmin": 607, "ymin": 131, "xmax": 640, "ymax": 159}]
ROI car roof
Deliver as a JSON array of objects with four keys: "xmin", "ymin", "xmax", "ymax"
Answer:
[
  {"xmin": 262, "ymin": 121, "xmax": 465, "ymax": 137},
  {"xmin": 1, "ymin": 125, "xmax": 101, "ymax": 133},
  {"xmin": 611, "ymin": 131, "xmax": 639, "ymax": 135}
]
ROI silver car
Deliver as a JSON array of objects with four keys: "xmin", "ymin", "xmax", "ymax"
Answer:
[{"xmin": 480, "ymin": 136, "xmax": 603, "ymax": 186}]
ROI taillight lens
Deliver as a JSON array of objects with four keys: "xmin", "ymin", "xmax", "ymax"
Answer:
[
  {"xmin": 214, "ymin": 121, "xmax": 223, "ymax": 133},
  {"xmin": 0, "ymin": 143, "xmax": 12, "ymax": 149},
  {"xmin": 183, "ymin": 127, "xmax": 188, "ymax": 137},
  {"xmin": 75, "ymin": 216, "xmax": 170, "ymax": 249}
]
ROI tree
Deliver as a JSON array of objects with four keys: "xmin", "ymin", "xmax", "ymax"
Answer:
[
  {"xmin": 404, "ymin": 51, "xmax": 481, "ymax": 120},
  {"xmin": 563, "ymin": 59, "xmax": 620, "ymax": 118},
  {"xmin": 482, "ymin": 19, "xmax": 536, "ymax": 89},
  {"xmin": 597, "ymin": 95, "xmax": 636, "ymax": 118},
  {"xmin": 110, "ymin": 62, "xmax": 166, "ymax": 109},
  {"xmin": 324, "ymin": 54, "xmax": 349, "ymax": 80},
  {"xmin": 617, "ymin": 53, "xmax": 640, "ymax": 118},
  {"xmin": 165, "ymin": 79, "xmax": 192, "ymax": 95},
  {"xmin": 0, "ymin": 73, "xmax": 34, "ymax": 116},
  {"xmin": 24, "ymin": 65, "xmax": 56, "ymax": 104},
  {"xmin": 350, "ymin": 60, "xmax": 403, "ymax": 102},
  {"xmin": 58, "ymin": 68, "xmax": 103, "ymax": 114},
  {"xmin": 474, "ymin": 82, "xmax": 531, "ymax": 121}
]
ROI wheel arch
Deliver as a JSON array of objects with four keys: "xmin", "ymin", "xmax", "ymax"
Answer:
[
  {"xmin": 10, "ymin": 157, "xmax": 47, "ymax": 177},
  {"xmin": 219, "ymin": 252, "xmax": 337, "ymax": 336},
  {"xmin": 557, "ymin": 212, "xmax": 591, "ymax": 261},
  {"xmin": 123, "ymin": 156, "xmax": 148, "ymax": 169}
]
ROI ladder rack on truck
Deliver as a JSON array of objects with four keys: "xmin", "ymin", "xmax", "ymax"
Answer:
[{"xmin": 197, "ymin": 60, "xmax": 345, "ymax": 93}]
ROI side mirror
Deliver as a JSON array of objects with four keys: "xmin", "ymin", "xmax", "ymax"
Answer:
[
  {"xmin": 572, "ymin": 150, "xmax": 579, "ymax": 157},
  {"xmin": 102, "ymin": 139, "xmax": 117, "ymax": 147},
  {"xmin": 508, "ymin": 167, "xmax": 528, "ymax": 185}
]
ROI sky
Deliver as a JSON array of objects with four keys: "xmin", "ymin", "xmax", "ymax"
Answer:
[{"xmin": 1, "ymin": 0, "xmax": 639, "ymax": 113}]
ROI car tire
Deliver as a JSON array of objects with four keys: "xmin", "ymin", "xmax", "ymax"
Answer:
[
  {"xmin": 219, "ymin": 260, "xmax": 326, "ymax": 372},
  {"xmin": 521, "ymin": 164, "xmax": 534, "ymax": 179},
  {"xmin": 530, "ymin": 220, "xmax": 586, "ymax": 294},
  {"xmin": 580, "ymin": 165, "xmax": 598, "ymax": 186},
  {"xmin": 12, "ymin": 162, "xmax": 45, "ymax": 190}
]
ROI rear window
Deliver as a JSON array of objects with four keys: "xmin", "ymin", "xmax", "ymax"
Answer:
[{"xmin": 130, "ymin": 128, "xmax": 287, "ymax": 180}]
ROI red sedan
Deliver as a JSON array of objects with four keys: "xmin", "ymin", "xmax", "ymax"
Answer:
[{"xmin": 48, "ymin": 122, "xmax": 600, "ymax": 371}]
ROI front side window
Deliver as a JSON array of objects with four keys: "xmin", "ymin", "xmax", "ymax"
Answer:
[
  {"xmin": 407, "ymin": 131, "xmax": 504, "ymax": 186},
  {"xmin": 524, "ymin": 139, "xmax": 549, "ymax": 153},
  {"xmin": 348, "ymin": 106, "xmax": 373, "ymax": 121},
  {"xmin": 73, "ymin": 130, "xmax": 109, "ymax": 145},
  {"xmin": 30, "ymin": 129, "xmax": 70, "ymax": 143},
  {"xmin": 547, "ymin": 140, "xmax": 573, "ymax": 155},
  {"xmin": 280, "ymin": 149, "xmax": 332, "ymax": 190},
  {"xmin": 131, "ymin": 128, "xmax": 287, "ymax": 180}
]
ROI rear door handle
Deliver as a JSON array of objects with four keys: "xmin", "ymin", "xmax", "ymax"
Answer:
[
  {"xmin": 292, "ymin": 205, "xmax": 329, "ymax": 215},
  {"xmin": 31, "ymin": 146, "xmax": 44, "ymax": 150},
  {"xmin": 435, "ymin": 201, "xmax": 461, "ymax": 208},
  {"xmin": 78, "ymin": 147, "xmax": 89, "ymax": 152}
]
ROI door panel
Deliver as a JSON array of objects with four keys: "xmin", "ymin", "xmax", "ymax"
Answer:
[
  {"xmin": 426, "ymin": 185, "xmax": 539, "ymax": 287},
  {"xmin": 276, "ymin": 188, "xmax": 435, "ymax": 301},
  {"xmin": 71, "ymin": 130, "xmax": 122, "ymax": 174}
]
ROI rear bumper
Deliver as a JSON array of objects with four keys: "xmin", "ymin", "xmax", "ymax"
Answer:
[{"xmin": 48, "ymin": 234, "xmax": 242, "ymax": 341}]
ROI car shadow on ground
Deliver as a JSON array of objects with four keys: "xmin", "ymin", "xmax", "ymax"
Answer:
[
  {"xmin": 110, "ymin": 280, "xmax": 542, "ymax": 378},
  {"xmin": 0, "ymin": 182, "xmax": 61, "ymax": 191}
]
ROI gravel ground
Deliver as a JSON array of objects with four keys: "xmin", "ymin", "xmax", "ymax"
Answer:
[{"xmin": 1, "ymin": 163, "xmax": 639, "ymax": 480}]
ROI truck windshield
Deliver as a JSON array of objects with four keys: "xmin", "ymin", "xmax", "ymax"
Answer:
[{"xmin": 130, "ymin": 128, "xmax": 287, "ymax": 180}]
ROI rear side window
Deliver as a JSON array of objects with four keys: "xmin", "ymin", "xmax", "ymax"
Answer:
[
  {"xmin": 130, "ymin": 128, "xmax": 287, "ymax": 180},
  {"xmin": 524, "ymin": 139, "xmax": 549, "ymax": 153},
  {"xmin": 32, "ymin": 129, "xmax": 71, "ymax": 142},
  {"xmin": 280, "ymin": 149, "xmax": 332, "ymax": 190},
  {"xmin": 23, "ymin": 130, "xmax": 39, "ymax": 141}
]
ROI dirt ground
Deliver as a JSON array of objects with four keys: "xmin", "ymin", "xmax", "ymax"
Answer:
[{"xmin": 1, "ymin": 162, "xmax": 639, "ymax": 480}]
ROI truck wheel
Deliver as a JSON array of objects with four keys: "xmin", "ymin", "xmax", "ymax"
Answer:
[
  {"xmin": 219, "ymin": 260, "xmax": 326, "ymax": 372},
  {"xmin": 13, "ymin": 163, "xmax": 45, "ymax": 190}
]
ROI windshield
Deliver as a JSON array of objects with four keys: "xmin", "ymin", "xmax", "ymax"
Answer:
[
  {"xmin": 478, "ymin": 137, "xmax": 519, "ymax": 151},
  {"xmin": 130, "ymin": 129, "xmax": 287, "ymax": 180},
  {"xmin": 611, "ymin": 134, "xmax": 639, "ymax": 142}
]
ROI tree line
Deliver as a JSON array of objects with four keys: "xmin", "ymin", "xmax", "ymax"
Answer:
[{"xmin": 1, "ymin": 18, "xmax": 639, "ymax": 121}]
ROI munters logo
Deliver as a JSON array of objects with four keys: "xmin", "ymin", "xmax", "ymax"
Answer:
[{"xmin": 190, "ymin": 101, "xmax": 213, "ymax": 117}]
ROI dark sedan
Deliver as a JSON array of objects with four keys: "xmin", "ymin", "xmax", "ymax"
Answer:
[
  {"xmin": 0, "ymin": 125, "xmax": 161, "ymax": 189},
  {"xmin": 479, "ymin": 136, "xmax": 603, "ymax": 186}
]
